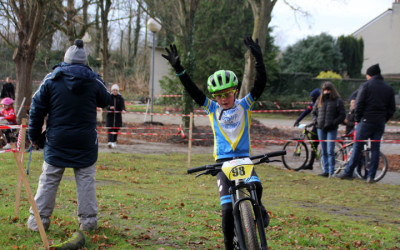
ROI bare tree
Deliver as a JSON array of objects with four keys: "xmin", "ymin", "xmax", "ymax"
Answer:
[
  {"xmin": 52, "ymin": 0, "xmax": 94, "ymax": 44},
  {"xmin": 99, "ymin": 0, "xmax": 112, "ymax": 82},
  {"xmin": 239, "ymin": 0, "xmax": 277, "ymax": 98},
  {"xmin": 142, "ymin": 0, "xmax": 201, "ymax": 128},
  {"xmin": 0, "ymin": 0, "xmax": 54, "ymax": 119},
  {"xmin": 239, "ymin": 0, "xmax": 308, "ymax": 98}
]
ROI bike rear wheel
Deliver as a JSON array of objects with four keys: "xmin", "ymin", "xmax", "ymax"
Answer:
[
  {"xmin": 239, "ymin": 201, "xmax": 260, "ymax": 250},
  {"xmin": 355, "ymin": 150, "xmax": 388, "ymax": 182},
  {"xmin": 282, "ymin": 140, "xmax": 308, "ymax": 171}
]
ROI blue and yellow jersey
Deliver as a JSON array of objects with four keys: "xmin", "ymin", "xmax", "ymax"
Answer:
[{"xmin": 202, "ymin": 93, "xmax": 255, "ymax": 160}]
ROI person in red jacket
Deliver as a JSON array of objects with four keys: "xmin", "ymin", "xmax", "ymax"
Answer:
[{"xmin": 0, "ymin": 97, "xmax": 17, "ymax": 149}]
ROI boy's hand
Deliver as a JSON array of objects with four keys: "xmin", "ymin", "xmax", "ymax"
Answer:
[
  {"xmin": 244, "ymin": 36, "xmax": 262, "ymax": 62},
  {"xmin": 162, "ymin": 44, "xmax": 181, "ymax": 69}
]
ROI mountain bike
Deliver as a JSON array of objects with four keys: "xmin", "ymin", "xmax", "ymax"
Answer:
[
  {"xmin": 329, "ymin": 134, "xmax": 389, "ymax": 182},
  {"xmin": 282, "ymin": 123, "xmax": 320, "ymax": 171},
  {"xmin": 187, "ymin": 150, "xmax": 286, "ymax": 250}
]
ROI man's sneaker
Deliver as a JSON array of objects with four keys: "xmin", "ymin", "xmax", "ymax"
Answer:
[
  {"xmin": 79, "ymin": 222, "xmax": 98, "ymax": 231},
  {"xmin": 366, "ymin": 177, "xmax": 375, "ymax": 184},
  {"xmin": 112, "ymin": 142, "xmax": 117, "ymax": 149},
  {"xmin": 27, "ymin": 215, "xmax": 50, "ymax": 231},
  {"xmin": 338, "ymin": 173, "xmax": 354, "ymax": 180},
  {"xmin": 107, "ymin": 142, "xmax": 112, "ymax": 148},
  {"xmin": 3, "ymin": 143, "xmax": 11, "ymax": 150},
  {"xmin": 318, "ymin": 172, "xmax": 329, "ymax": 177}
]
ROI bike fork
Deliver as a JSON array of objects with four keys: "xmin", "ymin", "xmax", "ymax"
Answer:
[{"xmin": 230, "ymin": 183, "xmax": 268, "ymax": 250}]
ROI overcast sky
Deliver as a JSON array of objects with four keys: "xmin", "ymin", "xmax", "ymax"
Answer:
[{"xmin": 270, "ymin": 0, "xmax": 395, "ymax": 49}]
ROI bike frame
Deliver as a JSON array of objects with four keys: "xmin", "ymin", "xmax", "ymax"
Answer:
[
  {"xmin": 305, "ymin": 128, "xmax": 320, "ymax": 160},
  {"xmin": 187, "ymin": 151, "xmax": 286, "ymax": 249},
  {"xmin": 230, "ymin": 180, "xmax": 267, "ymax": 250}
]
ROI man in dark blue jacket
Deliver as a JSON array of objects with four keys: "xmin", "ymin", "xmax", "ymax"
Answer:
[
  {"xmin": 27, "ymin": 39, "xmax": 111, "ymax": 231},
  {"xmin": 340, "ymin": 64, "xmax": 396, "ymax": 183}
]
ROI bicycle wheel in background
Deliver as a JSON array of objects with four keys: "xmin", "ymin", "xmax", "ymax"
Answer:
[
  {"xmin": 282, "ymin": 139, "xmax": 308, "ymax": 171},
  {"xmin": 355, "ymin": 150, "xmax": 388, "ymax": 182}
]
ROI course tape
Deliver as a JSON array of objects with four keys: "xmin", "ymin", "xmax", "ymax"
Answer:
[
  {"xmin": 0, "ymin": 125, "xmax": 27, "ymax": 129},
  {"xmin": 96, "ymin": 124, "xmax": 400, "ymax": 133}
]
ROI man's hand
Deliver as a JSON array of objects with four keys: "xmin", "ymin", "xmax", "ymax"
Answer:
[
  {"xmin": 244, "ymin": 36, "xmax": 263, "ymax": 61},
  {"xmin": 30, "ymin": 140, "xmax": 38, "ymax": 149},
  {"xmin": 162, "ymin": 44, "xmax": 181, "ymax": 69}
]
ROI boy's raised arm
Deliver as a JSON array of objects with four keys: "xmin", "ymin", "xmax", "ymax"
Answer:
[
  {"xmin": 162, "ymin": 44, "xmax": 206, "ymax": 106},
  {"xmin": 245, "ymin": 37, "xmax": 267, "ymax": 101}
]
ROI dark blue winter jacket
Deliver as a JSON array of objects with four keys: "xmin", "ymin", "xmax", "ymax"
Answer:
[{"xmin": 29, "ymin": 63, "xmax": 111, "ymax": 168}]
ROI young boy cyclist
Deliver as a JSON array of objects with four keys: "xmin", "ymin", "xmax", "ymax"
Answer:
[{"xmin": 162, "ymin": 37, "xmax": 267, "ymax": 249}]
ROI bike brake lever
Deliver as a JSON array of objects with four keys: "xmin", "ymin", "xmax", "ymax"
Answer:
[
  {"xmin": 269, "ymin": 160, "xmax": 282, "ymax": 163},
  {"xmin": 195, "ymin": 171, "xmax": 208, "ymax": 178}
]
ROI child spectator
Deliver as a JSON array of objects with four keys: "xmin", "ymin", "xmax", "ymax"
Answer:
[
  {"xmin": 0, "ymin": 97, "xmax": 17, "ymax": 149},
  {"xmin": 293, "ymin": 88, "xmax": 321, "ymax": 170},
  {"xmin": 343, "ymin": 98, "xmax": 356, "ymax": 136},
  {"xmin": 106, "ymin": 84, "xmax": 125, "ymax": 148}
]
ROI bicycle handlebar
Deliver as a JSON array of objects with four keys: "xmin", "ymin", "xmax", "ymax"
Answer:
[{"xmin": 187, "ymin": 150, "xmax": 287, "ymax": 174}]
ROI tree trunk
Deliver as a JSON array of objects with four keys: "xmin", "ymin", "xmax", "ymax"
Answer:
[
  {"xmin": 239, "ymin": 0, "xmax": 276, "ymax": 98},
  {"xmin": 178, "ymin": 0, "xmax": 200, "ymax": 129},
  {"xmin": 13, "ymin": 47, "xmax": 35, "ymax": 120}
]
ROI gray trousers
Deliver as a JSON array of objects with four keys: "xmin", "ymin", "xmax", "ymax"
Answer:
[{"xmin": 28, "ymin": 161, "xmax": 98, "ymax": 231}]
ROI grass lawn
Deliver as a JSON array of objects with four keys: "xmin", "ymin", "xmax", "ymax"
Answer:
[{"xmin": 0, "ymin": 152, "xmax": 399, "ymax": 249}]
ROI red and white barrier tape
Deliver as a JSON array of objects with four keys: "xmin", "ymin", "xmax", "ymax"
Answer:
[
  {"xmin": 0, "ymin": 125, "xmax": 27, "ymax": 129},
  {"xmin": 155, "ymin": 95, "xmax": 183, "ymax": 98}
]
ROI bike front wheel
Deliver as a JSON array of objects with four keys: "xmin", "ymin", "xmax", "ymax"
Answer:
[
  {"xmin": 282, "ymin": 140, "xmax": 308, "ymax": 171},
  {"xmin": 355, "ymin": 150, "xmax": 388, "ymax": 182},
  {"xmin": 239, "ymin": 201, "xmax": 260, "ymax": 250}
]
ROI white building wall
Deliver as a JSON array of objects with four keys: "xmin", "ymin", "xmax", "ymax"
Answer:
[
  {"xmin": 149, "ymin": 46, "xmax": 172, "ymax": 97},
  {"xmin": 353, "ymin": 2, "xmax": 400, "ymax": 75}
]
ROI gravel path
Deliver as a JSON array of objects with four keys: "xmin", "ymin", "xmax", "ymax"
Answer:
[{"xmin": 99, "ymin": 113, "xmax": 400, "ymax": 185}]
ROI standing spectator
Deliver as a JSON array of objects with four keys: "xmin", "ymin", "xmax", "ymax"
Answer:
[
  {"xmin": 311, "ymin": 81, "xmax": 346, "ymax": 177},
  {"xmin": 106, "ymin": 84, "xmax": 125, "ymax": 149},
  {"xmin": 343, "ymin": 98, "xmax": 356, "ymax": 136},
  {"xmin": 0, "ymin": 97, "xmax": 17, "ymax": 149},
  {"xmin": 293, "ymin": 88, "xmax": 321, "ymax": 170},
  {"xmin": 1, "ymin": 77, "xmax": 15, "ymax": 100},
  {"xmin": 339, "ymin": 64, "xmax": 396, "ymax": 183},
  {"xmin": 27, "ymin": 39, "xmax": 110, "ymax": 231}
]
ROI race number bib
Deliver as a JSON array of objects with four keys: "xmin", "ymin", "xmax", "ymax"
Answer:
[{"xmin": 221, "ymin": 158, "xmax": 254, "ymax": 181}]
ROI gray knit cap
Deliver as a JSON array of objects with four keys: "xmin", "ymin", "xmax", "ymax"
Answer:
[{"xmin": 64, "ymin": 39, "xmax": 87, "ymax": 64}]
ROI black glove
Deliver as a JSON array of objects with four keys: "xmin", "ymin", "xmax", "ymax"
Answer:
[
  {"xmin": 161, "ymin": 44, "xmax": 181, "ymax": 70},
  {"xmin": 294, "ymin": 121, "xmax": 300, "ymax": 127},
  {"xmin": 244, "ymin": 36, "xmax": 263, "ymax": 62}
]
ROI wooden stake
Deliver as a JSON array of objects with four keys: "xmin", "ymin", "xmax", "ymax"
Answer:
[
  {"xmin": 12, "ymin": 144, "xmax": 49, "ymax": 249},
  {"xmin": 14, "ymin": 118, "xmax": 27, "ymax": 217},
  {"xmin": 187, "ymin": 112, "xmax": 193, "ymax": 169}
]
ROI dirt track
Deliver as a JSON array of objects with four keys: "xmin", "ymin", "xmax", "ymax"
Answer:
[{"xmin": 98, "ymin": 113, "xmax": 400, "ymax": 185}]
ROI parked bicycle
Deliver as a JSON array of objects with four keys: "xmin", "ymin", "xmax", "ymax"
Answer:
[
  {"xmin": 282, "ymin": 123, "xmax": 321, "ymax": 171},
  {"xmin": 325, "ymin": 133, "xmax": 389, "ymax": 182},
  {"xmin": 187, "ymin": 150, "xmax": 286, "ymax": 250}
]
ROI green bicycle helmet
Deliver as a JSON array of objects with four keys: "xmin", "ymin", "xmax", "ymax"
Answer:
[{"xmin": 207, "ymin": 70, "xmax": 238, "ymax": 93}]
